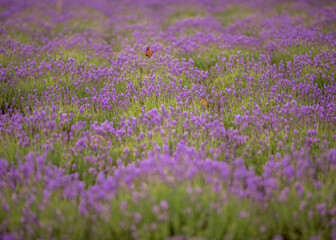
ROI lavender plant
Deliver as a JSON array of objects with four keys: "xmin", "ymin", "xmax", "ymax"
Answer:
[{"xmin": 1, "ymin": 0, "xmax": 336, "ymax": 239}]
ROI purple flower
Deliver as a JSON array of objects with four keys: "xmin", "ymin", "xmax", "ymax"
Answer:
[
  {"xmin": 2, "ymin": 201, "xmax": 9, "ymax": 212},
  {"xmin": 153, "ymin": 205, "xmax": 160, "ymax": 214},
  {"xmin": 272, "ymin": 235, "xmax": 283, "ymax": 240},
  {"xmin": 160, "ymin": 201, "xmax": 168, "ymax": 211},
  {"xmin": 283, "ymin": 165, "xmax": 294, "ymax": 182},
  {"xmin": 278, "ymin": 187, "xmax": 289, "ymax": 202},
  {"xmin": 121, "ymin": 201, "xmax": 127, "ymax": 212},
  {"xmin": 317, "ymin": 203, "xmax": 326, "ymax": 217},
  {"xmin": 239, "ymin": 211, "xmax": 249, "ymax": 218},
  {"xmin": 134, "ymin": 213, "xmax": 141, "ymax": 223},
  {"xmin": 295, "ymin": 182, "xmax": 304, "ymax": 198}
]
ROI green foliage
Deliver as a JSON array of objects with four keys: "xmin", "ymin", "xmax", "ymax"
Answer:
[{"xmin": 214, "ymin": 6, "xmax": 254, "ymax": 27}]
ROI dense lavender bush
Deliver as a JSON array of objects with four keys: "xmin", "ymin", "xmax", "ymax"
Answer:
[{"xmin": 1, "ymin": 0, "xmax": 336, "ymax": 239}]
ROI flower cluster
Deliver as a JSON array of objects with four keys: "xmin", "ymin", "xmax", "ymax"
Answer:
[{"xmin": 1, "ymin": 0, "xmax": 336, "ymax": 239}]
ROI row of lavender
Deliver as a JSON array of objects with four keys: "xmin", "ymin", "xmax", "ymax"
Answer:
[
  {"xmin": 1, "ymin": 0, "xmax": 336, "ymax": 61},
  {"xmin": 1, "ymin": 0, "xmax": 336, "ymax": 239},
  {"xmin": 1, "ymin": 144, "xmax": 336, "ymax": 239}
]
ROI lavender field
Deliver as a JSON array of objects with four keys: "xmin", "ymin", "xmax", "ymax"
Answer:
[{"xmin": 1, "ymin": 0, "xmax": 336, "ymax": 239}]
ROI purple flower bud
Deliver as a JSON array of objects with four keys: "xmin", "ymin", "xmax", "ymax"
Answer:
[
  {"xmin": 153, "ymin": 206, "xmax": 159, "ymax": 214},
  {"xmin": 317, "ymin": 203, "xmax": 326, "ymax": 217},
  {"xmin": 329, "ymin": 208, "xmax": 336, "ymax": 216},
  {"xmin": 2, "ymin": 201, "xmax": 9, "ymax": 212},
  {"xmin": 134, "ymin": 213, "xmax": 141, "ymax": 223},
  {"xmin": 239, "ymin": 211, "xmax": 249, "ymax": 218},
  {"xmin": 124, "ymin": 147, "xmax": 129, "ymax": 157},
  {"xmin": 272, "ymin": 235, "xmax": 283, "ymax": 240},
  {"xmin": 121, "ymin": 201, "xmax": 127, "ymax": 212},
  {"xmin": 160, "ymin": 201, "xmax": 168, "ymax": 211},
  {"xmin": 300, "ymin": 201, "xmax": 306, "ymax": 211}
]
